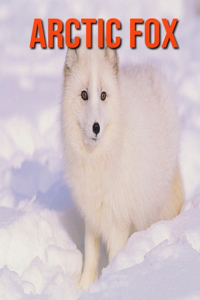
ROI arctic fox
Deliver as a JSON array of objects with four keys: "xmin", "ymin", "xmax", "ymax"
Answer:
[{"xmin": 61, "ymin": 41, "xmax": 184, "ymax": 290}]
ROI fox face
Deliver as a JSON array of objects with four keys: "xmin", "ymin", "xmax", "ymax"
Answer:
[{"xmin": 62, "ymin": 42, "xmax": 120, "ymax": 150}]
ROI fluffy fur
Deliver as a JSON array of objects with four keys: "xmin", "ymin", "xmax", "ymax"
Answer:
[{"xmin": 61, "ymin": 42, "xmax": 184, "ymax": 290}]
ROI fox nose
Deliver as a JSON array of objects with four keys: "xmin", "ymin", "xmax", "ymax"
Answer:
[{"xmin": 93, "ymin": 122, "xmax": 100, "ymax": 135}]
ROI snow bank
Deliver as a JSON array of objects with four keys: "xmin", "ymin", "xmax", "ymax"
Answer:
[
  {"xmin": 0, "ymin": 199, "xmax": 82, "ymax": 299},
  {"xmin": 80, "ymin": 200, "xmax": 200, "ymax": 300}
]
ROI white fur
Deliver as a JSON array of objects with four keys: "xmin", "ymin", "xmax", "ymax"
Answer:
[{"xmin": 61, "ymin": 42, "xmax": 184, "ymax": 290}]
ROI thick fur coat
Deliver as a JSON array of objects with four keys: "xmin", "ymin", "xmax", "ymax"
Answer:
[{"xmin": 61, "ymin": 42, "xmax": 184, "ymax": 290}]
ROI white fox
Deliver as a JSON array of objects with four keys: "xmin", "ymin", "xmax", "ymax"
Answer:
[{"xmin": 61, "ymin": 41, "xmax": 184, "ymax": 290}]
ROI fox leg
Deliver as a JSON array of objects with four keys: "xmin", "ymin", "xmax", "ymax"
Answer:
[
  {"xmin": 107, "ymin": 226, "xmax": 129, "ymax": 262},
  {"xmin": 79, "ymin": 222, "xmax": 100, "ymax": 290}
]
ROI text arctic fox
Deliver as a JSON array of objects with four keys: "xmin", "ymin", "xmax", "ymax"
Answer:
[{"xmin": 30, "ymin": 18, "xmax": 179, "ymax": 49}]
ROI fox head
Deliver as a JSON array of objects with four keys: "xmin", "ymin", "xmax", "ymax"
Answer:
[{"xmin": 62, "ymin": 40, "xmax": 121, "ymax": 154}]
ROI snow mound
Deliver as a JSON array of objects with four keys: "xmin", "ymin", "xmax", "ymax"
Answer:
[
  {"xmin": 0, "ymin": 198, "xmax": 82, "ymax": 299},
  {"xmin": 80, "ymin": 199, "xmax": 200, "ymax": 299}
]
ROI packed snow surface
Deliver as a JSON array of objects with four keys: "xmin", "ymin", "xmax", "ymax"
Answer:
[{"xmin": 0, "ymin": 0, "xmax": 200, "ymax": 299}]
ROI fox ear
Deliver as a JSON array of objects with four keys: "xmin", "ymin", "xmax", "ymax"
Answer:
[
  {"xmin": 65, "ymin": 48, "xmax": 78, "ymax": 70},
  {"xmin": 105, "ymin": 46, "xmax": 118, "ymax": 73}
]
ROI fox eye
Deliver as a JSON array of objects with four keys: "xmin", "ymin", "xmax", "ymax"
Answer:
[
  {"xmin": 81, "ymin": 90, "xmax": 88, "ymax": 101},
  {"xmin": 101, "ymin": 91, "xmax": 106, "ymax": 101}
]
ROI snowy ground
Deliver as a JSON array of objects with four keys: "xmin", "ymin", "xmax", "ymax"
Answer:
[{"xmin": 0, "ymin": 0, "xmax": 200, "ymax": 299}]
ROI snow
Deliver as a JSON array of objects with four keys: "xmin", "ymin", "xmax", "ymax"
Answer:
[
  {"xmin": 0, "ymin": 0, "xmax": 200, "ymax": 299},
  {"xmin": 79, "ymin": 206, "xmax": 200, "ymax": 300}
]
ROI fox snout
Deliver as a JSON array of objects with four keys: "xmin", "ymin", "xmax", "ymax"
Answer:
[{"xmin": 93, "ymin": 122, "xmax": 100, "ymax": 136}]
